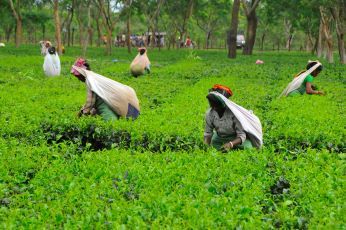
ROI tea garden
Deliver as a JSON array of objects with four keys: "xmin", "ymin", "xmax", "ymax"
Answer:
[{"xmin": 0, "ymin": 45, "xmax": 344, "ymax": 228}]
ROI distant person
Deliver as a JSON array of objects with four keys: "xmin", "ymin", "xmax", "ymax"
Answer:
[
  {"xmin": 281, "ymin": 61, "xmax": 324, "ymax": 97},
  {"xmin": 0, "ymin": 43, "xmax": 5, "ymax": 47},
  {"xmin": 71, "ymin": 58, "xmax": 140, "ymax": 121},
  {"xmin": 185, "ymin": 36, "xmax": 192, "ymax": 48},
  {"xmin": 204, "ymin": 84, "xmax": 263, "ymax": 151},
  {"xmin": 43, "ymin": 47, "xmax": 61, "ymax": 77},
  {"xmin": 39, "ymin": 40, "xmax": 52, "ymax": 56},
  {"xmin": 130, "ymin": 47, "xmax": 151, "ymax": 77},
  {"xmin": 160, "ymin": 36, "xmax": 164, "ymax": 47},
  {"xmin": 101, "ymin": 34, "xmax": 107, "ymax": 45}
]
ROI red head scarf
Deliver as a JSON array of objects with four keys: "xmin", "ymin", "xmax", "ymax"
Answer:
[
  {"xmin": 211, "ymin": 84, "xmax": 233, "ymax": 98},
  {"xmin": 71, "ymin": 58, "xmax": 88, "ymax": 76}
]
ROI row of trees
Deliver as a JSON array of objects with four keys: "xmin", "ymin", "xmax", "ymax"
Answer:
[{"xmin": 1, "ymin": 0, "xmax": 345, "ymax": 63}]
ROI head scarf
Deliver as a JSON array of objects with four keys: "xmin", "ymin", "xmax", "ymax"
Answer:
[
  {"xmin": 209, "ymin": 84, "xmax": 233, "ymax": 98},
  {"xmin": 294, "ymin": 60, "xmax": 322, "ymax": 78},
  {"xmin": 71, "ymin": 58, "xmax": 88, "ymax": 76}
]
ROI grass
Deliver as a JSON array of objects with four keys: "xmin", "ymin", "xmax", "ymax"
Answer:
[{"xmin": 0, "ymin": 44, "xmax": 345, "ymax": 229}]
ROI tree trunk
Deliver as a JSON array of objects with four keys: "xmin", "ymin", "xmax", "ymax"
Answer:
[
  {"xmin": 67, "ymin": 1, "xmax": 75, "ymax": 47},
  {"xmin": 82, "ymin": 4, "xmax": 92, "ymax": 56},
  {"xmin": 9, "ymin": 0, "xmax": 22, "ymax": 48},
  {"xmin": 330, "ymin": 6, "xmax": 346, "ymax": 64},
  {"xmin": 98, "ymin": 0, "xmax": 115, "ymax": 55},
  {"xmin": 53, "ymin": 0, "xmax": 63, "ymax": 54},
  {"xmin": 317, "ymin": 19, "xmax": 324, "ymax": 58},
  {"xmin": 286, "ymin": 34, "xmax": 293, "ymax": 51},
  {"xmin": 206, "ymin": 31, "xmax": 211, "ymax": 49},
  {"xmin": 320, "ymin": 7, "xmax": 333, "ymax": 63},
  {"xmin": 126, "ymin": 11, "xmax": 131, "ymax": 53},
  {"xmin": 242, "ymin": 0, "xmax": 260, "ymax": 55},
  {"xmin": 260, "ymin": 32, "xmax": 265, "ymax": 51},
  {"xmin": 42, "ymin": 24, "xmax": 45, "ymax": 41},
  {"xmin": 305, "ymin": 33, "xmax": 313, "ymax": 52},
  {"xmin": 5, "ymin": 27, "xmax": 13, "ymax": 42},
  {"xmin": 95, "ymin": 12, "xmax": 101, "ymax": 47},
  {"xmin": 243, "ymin": 10, "xmax": 257, "ymax": 55},
  {"xmin": 228, "ymin": 0, "xmax": 240, "ymax": 58}
]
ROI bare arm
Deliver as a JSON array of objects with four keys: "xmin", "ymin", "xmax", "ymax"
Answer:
[
  {"xmin": 222, "ymin": 115, "xmax": 246, "ymax": 151},
  {"xmin": 306, "ymin": 82, "xmax": 324, "ymax": 95},
  {"xmin": 222, "ymin": 137, "xmax": 242, "ymax": 150},
  {"xmin": 204, "ymin": 136, "xmax": 212, "ymax": 145},
  {"xmin": 204, "ymin": 110, "xmax": 214, "ymax": 146}
]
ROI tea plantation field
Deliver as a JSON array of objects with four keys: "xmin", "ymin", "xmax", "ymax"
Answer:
[{"xmin": 0, "ymin": 45, "xmax": 345, "ymax": 229}]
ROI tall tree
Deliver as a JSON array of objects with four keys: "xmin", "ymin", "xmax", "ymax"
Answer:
[
  {"xmin": 0, "ymin": 0, "xmax": 15, "ymax": 43},
  {"xmin": 194, "ymin": 0, "xmax": 230, "ymax": 49},
  {"xmin": 136, "ymin": 0, "xmax": 165, "ymax": 48},
  {"xmin": 164, "ymin": 0, "xmax": 195, "ymax": 48},
  {"xmin": 96, "ymin": 0, "xmax": 119, "ymax": 55},
  {"xmin": 9, "ymin": 0, "xmax": 23, "ymax": 47},
  {"xmin": 241, "ymin": 0, "xmax": 261, "ymax": 55},
  {"xmin": 319, "ymin": 6, "xmax": 334, "ymax": 63},
  {"xmin": 75, "ymin": 0, "xmax": 93, "ymax": 56},
  {"xmin": 61, "ymin": 0, "xmax": 75, "ymax": 47},
  {"xmin": 228, "ymin": 0, "xmax": 240, "ymax": 58},
  {"xmin": 53, "ymin": 0, "xmax": 62, "ymax": 54},
  {"xmin": 330, "ymin": 0, "xmax": 346, "ymax": 64}
]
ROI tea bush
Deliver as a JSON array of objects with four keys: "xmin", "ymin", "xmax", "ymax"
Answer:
[{"xmin": 0, "ymin": 45, "xmax": 345, "ymax": 228}]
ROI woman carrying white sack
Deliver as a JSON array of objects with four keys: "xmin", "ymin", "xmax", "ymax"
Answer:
[
  {"xmin": 130, "ymin": 47, "xmax": 151, "ymax": 77},
  {"xmin": 43, "ymin": 47, "xmax": 61, "ymax": 77},
  {"xmin": 204, "ymin": 84, "xmax": 263, "ymax": 151},
  {"xmin": 71, "ymin": 58, "xmax": 140, "ymax": 121},
  {"xmin": 280, "ymin": 60, "xmax": 324, "ymax": 97}
]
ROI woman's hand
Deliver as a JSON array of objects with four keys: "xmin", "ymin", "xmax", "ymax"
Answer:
[{"xmin": 222, "ymin": 141, "xmax": 234, "ymax": 151}]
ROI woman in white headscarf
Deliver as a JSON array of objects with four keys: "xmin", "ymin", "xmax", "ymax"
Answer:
[
  {"xmin": 281, "ymin": 61, "xmax": 324, "ymax": 97},
  {"xmin": 43, "ymin": 47, "xmax": 61, "ymax": 77}
]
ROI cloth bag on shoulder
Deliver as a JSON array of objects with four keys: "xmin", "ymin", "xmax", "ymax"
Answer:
[
  {"xmin": 280, "ymin": 61, "xmax": 322, "ymax": 97},
  {"xmin": 72, "ymin": 66, "xmax": 140, "ymax": 118},
  {"xmin": 210, "ymin": 91, "xmax": 263, "ymax": 148}
]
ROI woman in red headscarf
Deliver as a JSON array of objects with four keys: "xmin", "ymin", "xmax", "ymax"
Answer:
[
  {"xmin": 204, "ymin": 84, "xmax": 263, "ymax": 151},
  {"xmin": 71, "ymin": 58, "xmax": 140, "ymax": 121}
]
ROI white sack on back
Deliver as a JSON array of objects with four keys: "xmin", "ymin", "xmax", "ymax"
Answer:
[
  {"xmin": 211, "ymin": 92, "xmax": 263, "ymax": 148},
  {"xmin": 72, "ymin": 66, "xmax": 140, "ymax": 117},
  {"xmin": 43, "ymin": 53, "xmax": 61, "ymax": 77},
  {"xmin": 280, "ymin": 62, "xmax": 322, "ymax": 97},
  {"xmin": 130, "ymin": 53, "xmax": 150, "ymax": 76}
]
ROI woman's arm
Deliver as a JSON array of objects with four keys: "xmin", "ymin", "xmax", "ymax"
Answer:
[
  {"xmin": 222, "ymin": 137, "xmax": 242, "ymax": 150},
  {"xmin": 204, "ymin": 111, "xmax": 214, "ymax": 146},
  {"xmin": 204, "ymin": 136, "xmax": 212, "ymax": 145},
  {"xmin": 306, "ymin": 82, "xmax": 324, "ymax": 95},
  {"xmin": 81, "ymin": 88, "xmax": 96, "ymax": 115},
  {"xmin": 222, "ymin": 115, "xmax": 246, "ymax": 150}
]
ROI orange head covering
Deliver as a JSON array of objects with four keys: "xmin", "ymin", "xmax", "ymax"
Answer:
[{"xmin": 209, "ymin": 84, "xmax": 233, "ymax": 98}]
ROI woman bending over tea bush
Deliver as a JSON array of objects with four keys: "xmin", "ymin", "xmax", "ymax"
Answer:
[
  {"xmin": 71, "ymin": 58, "xmax": 140, "ymax": 121},
  {"xmin": 281, "ymin": 61, "xmax": 325, "ymax": 97},
  {"xmin": 204, "ymin": 85, "xmax": 263, "ymax": 151}
]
